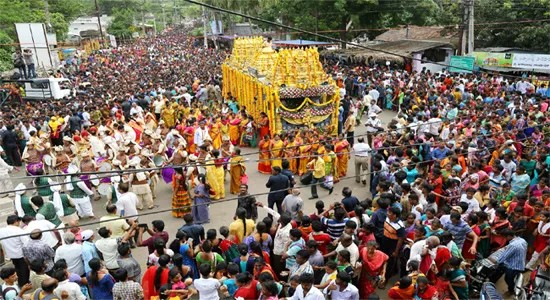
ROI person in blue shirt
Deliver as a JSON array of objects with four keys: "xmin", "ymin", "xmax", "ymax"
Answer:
[
  {"xmin": 403, "ymin": 162, "xmax": 419, "ymax": 184},
  {"xmin": 490, "ymin": 229, "xmax": 527, "ymax": 296},
  {"xmin": 340, "ymin": 187, "xmax": 359, "ymax": 212},
  {"xmin": 369, "ymin": 198, "xmax": 389, "ymax": 244},
  {"xmin": 432, "ymin": 143, "xmax": 451, "ymax": 163}
]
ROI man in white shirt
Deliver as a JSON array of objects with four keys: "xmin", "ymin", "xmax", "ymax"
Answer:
[
  {"xmin": 20, "ymin": 120, "xmax": 36, "ymax": 141},
  {"xmin": 81, "ymin": 108, "xmax": 91, "ymax": 127},
  {"xmin": 55, "ymin": 232, "xmax": 85, "ymax": 276},
  {"xmin": 116, "ymin": 182, "xmax": 139, "ymax": 222},
  {"xmin": 323, "ymin": 272, "xmax": 359, "ymax": 300},
  {"xmin": 288, "ymin": 273, "xmax": 325, "ymax": 300},
  {"xmin": 368, "ymin": 86, "xmax": 380, "ymax": 103},
  {"xmin": 129, "ymin": 102, "xmax": 144, "ymax": 119},
  {"xmin": 53, "ymin": 268, "xmax": 87, "ymax": 300},
  {"xmin": 365, "ymin": 113, "xmax": 383, "ymax": 146},
  {"xmin": 24, "ymin": 219, "xmax": 61, "ymax": 249},
  {"xmin": 353, "ymin": 137, "xmax": 371, "ymax": 185},
  {"xmin": 152, "ymin": 97, "xmax": 165, "ymax": 119},
  {"xmin": 428, "ymin": 116, "xmax": 442, "ymax": 136},
  {"xmin": 0, "ymin": 215, "xmax": 31, "ymax": 285},
  {"xmin": 194, "ymin": 120, "xmax": 211, "ymax": 147},
  {"xmin": 460, "ymin": 187, "xmax": 481, "ymax": 214},
  {"xmin": 95, "ymin": 224, "xmax": 136, "ymax": 272},
  {"xmin": 407, "ymin": 235, "xmax": 439, "ymax": 266}
]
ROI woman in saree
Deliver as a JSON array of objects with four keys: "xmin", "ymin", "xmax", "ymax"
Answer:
[
  {"xmin": 229, "ymin": 148, "xmax": 246, "ymax": 195},
  {"xmin": 335, "ymin": 134, "xmax": 350, "ymax": 178},
  {"xmin": 284, "ymin": 135, "xmax": 299, "ymax": 174},
  {"xmin": 161, "ymin": 103, "xmax": 177, "ymax": 128},
  {"xmin": 258, "ymin": 135, "xmax": 272, "ymax": 174},
  {"xmin": 229, "ymin": 113, "xmax": 241, "ymax": 146},
  {"xmin": 490, "ymin": 208, "xmax": 511, "ymax": 250},
  {"xmin": 241, "ymin": 115, "xmax": 257, "ymax": 148},
  {"xmin": 192, "ymin": 174, "xmax": 211, "ymax": 224},
  {"xmin": 324, "ymin": 144, "xmax": 338, "ymax": 182},
  {"xmin": 239, "ymin": 112, "xmax": 250, "ymax": 147},
  {"xmin": 416, "ymin": 275, "xmax": 438, "ymax": 300},
  {"xmin": 388, "ymin": 276, "xmax": 415, "ymax": 300},
  {"xmin": 358, "ymin": 240, "xmax": 388, "ymax": 298},
  {"xmin": 205, "ymin": 150, "xmax": 225, "ymax": 200},
  {"xmin": 258, "ymin": 112, "xmax": 270, "ymax": 141},
  {"xmin": 270, "ymin": 134, "xmax": 284, "ymax": 169},
  {"xmin": 183, "ymin": 120, "xmax": 196, "ymax": 154},
  {"xmin": 172, "ymin": 167, "xmax": 191, "ymax": 218},
  {"xmin": 142, "ymin": 254, "xmax": 170, "ymax": 300},
  {"xmin": 253, "ymin": 257, "xmax": 278, "ymax": 281},
  {"xmin": 210, "ymin": 117, "xmax": 223, "ymax": 149},
  {"xmin": 144, "ymin": 109, "xmax": 158, "ymax": 133}
]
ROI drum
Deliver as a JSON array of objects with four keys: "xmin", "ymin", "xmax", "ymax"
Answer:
[
  {"xmin": 99, "ymin": 161, "xmax": 112, "ymax": 172},
  {"xmin": 153, "ymin": 155, "xmax": 164, "ymax": 167},
  {"xmin": 43, "ymin": 154, "xmax": 53, "ymax": 167},
  {"xmin": 98, "ymin": 183, "xmax": 111, "ymax": 196},
  {"xmin": 90, "ymin": 175, "xmax": 100, "ymax": 186}
]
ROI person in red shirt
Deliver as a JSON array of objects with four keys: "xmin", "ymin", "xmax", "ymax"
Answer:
[
  {"xmin": 299, "ymin": 216, "xmax": 313, "ymax": 241},
  {"xmin": 507, "ymin": 194, "xmax": 535, "ymax": 217},
  {"xmin": 310, "ymin": 220, "xmax": 331, "ymax": 255}
]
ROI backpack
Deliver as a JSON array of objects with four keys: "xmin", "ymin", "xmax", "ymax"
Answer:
[
  {"xmin": 222, "ymin": 242, "xmax": 240, "ymax": 263},
  {"xmin": 0, "ymin": 285, "xmax": 17, "ymax": 300}
]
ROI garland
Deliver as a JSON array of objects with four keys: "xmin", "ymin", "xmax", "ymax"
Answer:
[{"xmin": 279, "ymin": 97, "xmax": 335, "ymax": 112}]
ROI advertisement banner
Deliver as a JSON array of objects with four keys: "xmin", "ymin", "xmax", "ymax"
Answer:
[
  {"xmin": 512, "ymin": 54, "xmax": 550, "ymax": 70},
  {"xmin": 473, "ymin": 52, "xmax": 514, "ymax": 68},
  {"xmin": 449, "ymin": 56, "xmax": 475, "ymax": 73}
]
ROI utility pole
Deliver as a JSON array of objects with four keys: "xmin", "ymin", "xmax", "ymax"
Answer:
[
  {"xmin": 467, "ymin": 0, "xmax": 475, "ymax": 55},
  {"xmin": 44, "ymin": 0, "xmax": 52, "ymax": 33},
  {"xmin": 203, "ymin": 5, "xmax": 208, "ymax": 48},
  {"xmin": 94, "ymin": 0, "xmax": 105, "ymax": 47},
  {"xmin": 161, "ymin": 0, "xmax": 167, "ymax": 31},
  {"xmin": 460, "ymin": 0, "xmax": 467, "ymax": 55}
]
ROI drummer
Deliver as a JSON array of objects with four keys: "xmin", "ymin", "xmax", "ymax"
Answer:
[
  {"xmin": 126, "ymin": 140, "xmax": 141, "ymax": 157},
  {"xmin": 53, "ymin": 145, "xmax": 71, "ymax": 173},
  {"xmin": 62, "ymin": 136, "xmax": 77, "ymax": 159},
  {"xmin": 41, "ymin": 144, "xmax": 54, "ymax": 175},
  {"xmin": 50, "ymin": 184, "xmax": 79, "ymax": 224},
  {"xmin": 128, "ymin": 157, "xmax": 154, "ymax": 210},
  {"xmin": 65, "ymin": 164, "xmax": 95, "ymax": 219},
  {"xmin": 79, "ymin": 150, "xmax": 100, "ymax": 200},
  {"xmin": 89, "ymin": 127, "xmax": 106, "ymax": 158},
  {"xmin": 140, "ymin": 148, "xmax": 159, "ymax": 202},
  {"xmin": 151, "ymin": 133, "xmax": 166, "ymax": 159},
  {"xmin": 162, "ymin": 137, "xmax": 188, "ymax": 184},
  {"xmin": 116, "ymin": 146, "xmax": 129, "ymax": 168},
  {"xmin": 22, "ymin": 140, "xmax": 45, "ymax": 176}
]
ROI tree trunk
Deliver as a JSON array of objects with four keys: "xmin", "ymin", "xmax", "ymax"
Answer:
[{"xmin": 340, "ymin": 15, "xmax": 348, "ymax": 49}]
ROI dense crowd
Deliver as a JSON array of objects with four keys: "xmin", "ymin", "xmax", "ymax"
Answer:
[{"xmin": 0, "ymin": 26, "xmax": 550, "ymax": 300}]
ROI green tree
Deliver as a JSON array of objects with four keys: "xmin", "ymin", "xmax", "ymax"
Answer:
[
  {"xmin": 0, "ymin": 31, "xmax": 15, "ymax": 72},
  {"xmin": 107, "ymin": 8, "xmax": 136, "ymax": 38}
]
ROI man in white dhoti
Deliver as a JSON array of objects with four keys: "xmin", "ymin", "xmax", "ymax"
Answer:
[
  {"xmin": 128, "ymin": 157, "xmax": 154, "ymax": 210},
  {"xmin": 65, "ymin": 165, "xmax": 95, "ymax": 219}
]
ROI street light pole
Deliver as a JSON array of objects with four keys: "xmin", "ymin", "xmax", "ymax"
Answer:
[{"xmin": 94, "ymin": 0, "xmax": 105, "ymax": 47}]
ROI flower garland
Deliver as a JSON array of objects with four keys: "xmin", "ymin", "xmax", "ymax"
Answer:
[{"xmin": 279, "ymin": 105, "xmax": 335, "ymax": 119}]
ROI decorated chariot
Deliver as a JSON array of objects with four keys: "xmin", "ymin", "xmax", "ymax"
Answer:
[{"xmin": 222, "ymin": 37, "xmax": 340, "ymax": 135}]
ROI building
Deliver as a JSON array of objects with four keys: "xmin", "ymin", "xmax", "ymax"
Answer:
[
  {"xmin": 322, "ymin": 39, "xmax": 455, "ymax": 73},
  {"xmin": 68, "ymin": 15, "xmax": 113, "ymax": 38}
]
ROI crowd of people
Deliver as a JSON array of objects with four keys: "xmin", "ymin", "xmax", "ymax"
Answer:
[{"xmin": 1, "ymin": 25, "xmax": 550, "ymax": 300}]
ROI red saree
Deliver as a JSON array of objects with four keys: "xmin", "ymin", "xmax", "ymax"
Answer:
[
  {"xmin": 359, "ymin": 248, "xmax": 389, "ymax": 299},
  {"xmin": 142, "ymin": 266, "xmax": 169, "ymax": 300}
]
